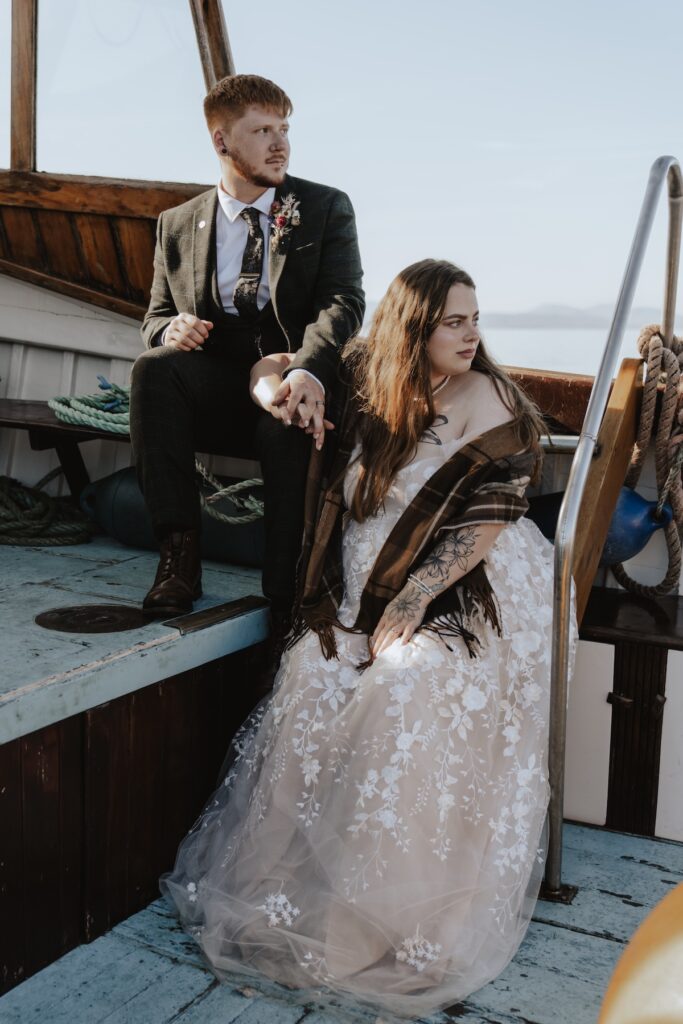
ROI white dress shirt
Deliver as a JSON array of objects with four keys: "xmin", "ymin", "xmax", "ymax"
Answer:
[{"xmin": 215, "ymin": 183, "xmax": 275, "ymax": 314}]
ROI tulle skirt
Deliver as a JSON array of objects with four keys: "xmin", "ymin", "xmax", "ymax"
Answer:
[{"xmin": 161, "ymin": 519, "xmax": 568, "ymax": 1019}]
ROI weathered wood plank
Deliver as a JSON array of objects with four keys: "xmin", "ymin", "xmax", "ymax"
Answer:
[
  {"xmin": 573, "ymin": 358, "xmax": 643, "ymax": 622},
  {"xmin": 0, "ymin": 171, "xmax": 209, "ymax": 218},
  {"xmin": 73, "ymin": 213, "xmax": 126, "ymax": 295},
  {"xmin": 21, "ymin": 725, "xmax": 63, "ymax": 975},
  {"xmin": 507, "ymin": 366, "xmax": 595, "ymax": 435},
  {"xmin": 58, "ymin": 714, "xmax": 84, "ymax": 955},
  {"xmin": 0, "ymin": 738, "xmax": 25, "ymax": 992},
  {"xmin": 83, "ymin": 696, "xmax": 132, "ymax": 938},
  {"xmin": 113, "ymin": 217, "xmax": 156, "ymax": 301},
  {"xmin": 0, "ymin": 207, "xmax": 43, "ymax": 269},
  {"xmin": 0, "ymin": 258, "xmax": 146, "ymax": 320},
  {"xmin": 189, "ymin": 0, "xmax": 236, "ymax": 89},
  {"xmin": 127, "ymin": 685, "xmax": 167, "ymax": 908},
  {"xmin": 10, "ymin": 0, "xmax": 37, "ymax": 171},
  {"xmin": 34, "ymin": 210, "xmax": 87, "ymax": 284}
]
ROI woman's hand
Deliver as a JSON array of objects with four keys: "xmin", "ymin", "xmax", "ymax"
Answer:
[{"xmin": 370, "ymin": 582, "xmax": 431, "ymax": 657}]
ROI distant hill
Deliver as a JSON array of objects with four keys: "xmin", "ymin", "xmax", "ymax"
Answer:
[
  {"xmin": 481, "ymin": 304, "xmax": 671, "ymax": 329},
  {"xmin": 362, "ymin": 302, "xmax": 675, "ymax": 330}
]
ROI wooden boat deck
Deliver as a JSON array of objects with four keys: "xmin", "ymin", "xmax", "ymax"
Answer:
[
  {"xmin": 0, "ymin": 537, "xmax": 268, "ymax": 744},
  {"xmin": 1, "ymin": 823, "xmax": 681, "ymax": 1024}
]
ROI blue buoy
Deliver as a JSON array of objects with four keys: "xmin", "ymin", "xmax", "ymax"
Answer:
[
  {"xmin": 599, "ymin": 486, "xmax": 673, "ymax": 566},
  {"xmin": 526, "ymin": 486, "xmax": 673, "ymax": 565}
]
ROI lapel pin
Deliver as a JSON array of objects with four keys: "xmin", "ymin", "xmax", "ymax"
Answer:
[{"xmin": 198, "ymin": 220, "xmax": 206, "ymax": 229}]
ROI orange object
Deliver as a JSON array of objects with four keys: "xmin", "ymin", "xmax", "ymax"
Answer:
[{"xmin": 599, "ymin": 882, "xmax": 683, "ymax": 1023}]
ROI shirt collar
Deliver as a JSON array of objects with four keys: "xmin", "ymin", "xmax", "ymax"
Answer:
[{"xmin": 216, "ymin": 183, "xmax": 276, "ymax": 224}]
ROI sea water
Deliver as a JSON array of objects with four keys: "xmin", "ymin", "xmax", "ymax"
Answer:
[{"xmin": 482, "ymin": 327, "xmax": 646, "ymax": 376}]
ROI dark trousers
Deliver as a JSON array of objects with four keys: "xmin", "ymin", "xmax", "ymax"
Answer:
[{"xmin": 129, "ymin": 343, "xmax": 311, "ymax": 610}]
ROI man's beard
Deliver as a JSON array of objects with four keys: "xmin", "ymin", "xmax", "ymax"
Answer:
[{"xmin": 230, "ymin": 145, "xmax": 287, "ymax": 187}]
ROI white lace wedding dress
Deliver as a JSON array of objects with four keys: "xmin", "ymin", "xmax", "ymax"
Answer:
[{"xmin": 162, "ymin": 434, "xmax": 574, "ymax": 1020}]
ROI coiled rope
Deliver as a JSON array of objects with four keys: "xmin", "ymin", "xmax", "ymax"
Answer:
[
  {"xmin": 48, "ymin": 376, "xmax": 131, "ymax": 434},
  {"xmin": 49, "ymin": 377, "xmax": 264, "ymax": 525},
  {"xmin": 0, "ymin": 472, "xmax": 94, "ymax": 546},
  {"xmin": 612, "ymin": 324, "xmax": 683, "ymax": 596}
]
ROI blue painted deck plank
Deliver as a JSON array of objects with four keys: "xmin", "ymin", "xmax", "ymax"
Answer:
[
  {"xmin": 3, "ymin": 828, "xmax": 682, "ymax": 1022},
  {"xmin": 0, "ymin": 538, "xmax": 268, "ymax": 743}
]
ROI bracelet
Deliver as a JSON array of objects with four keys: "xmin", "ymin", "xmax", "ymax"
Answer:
[{"xmin": 407, "ymin": 573, "xmax": 437, "ymax": 599}]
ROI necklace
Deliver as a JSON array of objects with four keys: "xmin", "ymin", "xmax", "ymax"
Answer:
[{"xmin": 431, "ymin": 375, "xmax": 451, "ymax": 397}]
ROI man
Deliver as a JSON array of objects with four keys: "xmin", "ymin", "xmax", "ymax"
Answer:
[{"xmin": 130, "ymin": 74, "xmax": 364, "ymax": 627}]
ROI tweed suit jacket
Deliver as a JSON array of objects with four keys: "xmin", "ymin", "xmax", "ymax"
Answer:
[{"xmin": 140, "ymin": 174, "xmax": 365, "ymax": 394}]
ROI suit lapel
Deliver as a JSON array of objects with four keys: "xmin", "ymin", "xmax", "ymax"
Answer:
[
  {"xmin": 192, "ymin": 190, "xmax": 219, "ymax": 317},
  {"xmin": 269, "ymin": 175, "xmax": 296, "ymax": 313}
]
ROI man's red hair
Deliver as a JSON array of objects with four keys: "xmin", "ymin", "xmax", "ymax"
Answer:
[{"xmin": 204, "ymin": 74, "xmax": 292, "ymax": 129}]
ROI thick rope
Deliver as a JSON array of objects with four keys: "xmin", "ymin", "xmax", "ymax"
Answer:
[
  {"xmin": 48, "ymin": 376, "xmax": 131, "ymax": 434},
  {"xmin": 611, "ymin": 324, "xmax": 683, "ymax": 596},
  {"xmin": 49, "ymin": 377, "xmax": 264, "ymax": 525},
  {"xmin": 0, "ymin": 475, "xmax": 94, "ymax": 546},
  {"xmin": 195, "ymin": 460, "xmax": 264, "ymax": 525}
]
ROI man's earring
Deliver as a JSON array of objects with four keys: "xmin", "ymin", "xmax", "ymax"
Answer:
[{"xmin": 221, "ymin": 147, "xmax": 228, "ymax": 155}]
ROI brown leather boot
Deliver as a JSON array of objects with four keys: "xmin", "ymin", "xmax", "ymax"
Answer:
[{"xmin": 142, "ymin": 529, "xmax": 202, "ymax": 617}]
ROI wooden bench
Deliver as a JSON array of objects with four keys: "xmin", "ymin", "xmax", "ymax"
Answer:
[{"xmin": 0, "ymin": 397, "xmax": 130, "ymax": 496}]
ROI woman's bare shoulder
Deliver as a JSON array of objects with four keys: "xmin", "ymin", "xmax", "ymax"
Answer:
[{"xmin": 459, "ymin": 371, "xmax": 514, "ymax": 434}]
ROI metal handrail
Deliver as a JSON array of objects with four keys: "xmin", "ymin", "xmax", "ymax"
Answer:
[{"xmin": 544, "ymin": 156, "xmax": 683, "ymax": 896}]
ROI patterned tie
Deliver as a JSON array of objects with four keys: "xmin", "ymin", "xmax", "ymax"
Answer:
[{"xmin": 233, "ymin": 207, "xmax": 264, "ymax": 318}]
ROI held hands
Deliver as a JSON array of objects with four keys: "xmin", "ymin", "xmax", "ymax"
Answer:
[
  {"xmin": 165, "ymin": 313, "xmax": 213, "ymax": 351},
  {"xmin": 271, "ymin": 369, "xmax": 334, "ymax": 451},
  {"xmin": 370, "ymin": 582, "xmax": 431, "ymax": 657}
]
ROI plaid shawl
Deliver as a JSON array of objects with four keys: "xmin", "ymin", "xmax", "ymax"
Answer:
[{"xmin": 293, "ymin": 398, "xmax": 540, "ymax": 661}]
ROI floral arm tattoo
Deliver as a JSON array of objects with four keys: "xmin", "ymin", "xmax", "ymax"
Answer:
[
  {"xmin": 412, "ymin": 527, "xmax": 480, "ymax": 595},
  {"xmin": 371, "ymin": 523, "xmax": 504, "ymax": 654}
]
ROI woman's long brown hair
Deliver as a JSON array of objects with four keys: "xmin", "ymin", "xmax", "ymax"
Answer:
[{"xmin": 343, "ymin": 259, "xmax": 545, "ymax": 521}]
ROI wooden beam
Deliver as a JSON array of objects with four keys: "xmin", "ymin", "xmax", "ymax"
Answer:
[
  {"xmin": 11, "ymin": 0, "xmax": 38, "ymax": 170},
  {"xmin": 0, "ymin": 258, "xmax": 146, "ymax": 321},
  {"xmin": 0, "ymin": 172, "xmax": 210, "ymax": 219},
  {"xmin": 507, "ymin": 365, "xmax": 595, "ymax": 434},
  {"xmin": 189, "ymin": 0, "xmax": 236, "ymax": 89},
  {"xmin": 572, "ymin": 357, "xmax": 643, "ymax": 622}
]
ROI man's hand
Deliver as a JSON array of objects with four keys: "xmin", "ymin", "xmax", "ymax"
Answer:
[
  {"xmin": 164, "ymin": 314, "xmax": 213, "ymax": 351},
  {"xmin": 271, "ymin": 369, "xmax": 333, "ymax": 450}
]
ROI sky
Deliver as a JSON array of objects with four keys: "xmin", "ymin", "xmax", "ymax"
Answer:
[{"xmin": 1, "ymin": 0, "xmax": 682, "ymax": 317}]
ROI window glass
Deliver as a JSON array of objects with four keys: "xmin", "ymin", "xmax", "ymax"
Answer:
[
  {"xmin": 37, "ymin": 0, "xmax": 215, "ymax": 183},
  {"xmin": 0, "ymin": 0, "xmax": 11, "ymax": 168}
]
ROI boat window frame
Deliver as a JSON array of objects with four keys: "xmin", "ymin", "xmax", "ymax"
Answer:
[{"xmin": 3, "ymin": 0, "xmax": 234, "ymax": 215}]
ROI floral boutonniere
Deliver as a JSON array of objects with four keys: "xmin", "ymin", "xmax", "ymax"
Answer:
[{"xmin": 269, "ymin": 194, "xmax": 301, "ymax": 253}]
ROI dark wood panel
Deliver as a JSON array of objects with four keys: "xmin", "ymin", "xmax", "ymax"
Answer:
[
  {"xmin": 113, "ymin": 217, "xmax": 156, "ymax": 301},
  {"xmin": 21, "ymin": 726, "xmax": 63, "ymax": 975},
  {"xmin": 83, "ymin": 697, "xmax": 132, "ymax": 939},
  {"xmin": 0, "ymin": 209, "xmax": 10, "ymax": 259},
  {"xmin": 581, "ymin": 586, "xmax": 683, "ymax": 651},
  {"xmin": 0, "ymin": 738, "xmax": 25, "ymax": 992},
  {"xmin": 0, "ymin": 171, "xmax": 209, "ymax": 219},
  {"xmin": 0, "ymin": 647, "xmax": 270, "ymax": 995},
  {"xmin": 606, "ymin": 641, "xmax": 668, "ymax": 836},
  {"xmin": 127, "ymin": 685, "xmax": 166, "ymax": 909},
  {"xmin": 34, "ymin": 210, "xmax": 86, "ymax": 284},
  {"xmin": 1, "ymin": 206, "xmax": 44, "ymax": 269},
  {"xmin": 10, "ymin": 0, "xmax": 37, "ymax": 170},
  {"xmin": 58, "ymin": 716, "xmax": 84, "ymax": 954},
  {"xmin": 73, "ymin": 213, "xmax": 126, "ymax": 295}
]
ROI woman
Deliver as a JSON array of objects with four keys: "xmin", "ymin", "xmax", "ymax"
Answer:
[{"xmin": 161, "ymin": 260, "xmax": 576, "ymax": 1020}]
